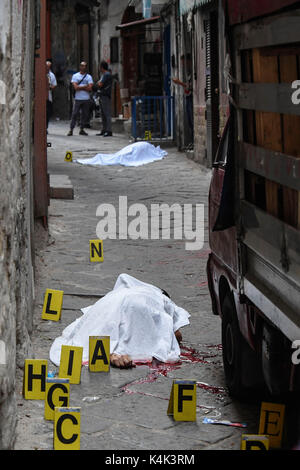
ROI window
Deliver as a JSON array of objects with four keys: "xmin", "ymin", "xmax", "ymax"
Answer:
[{"xmin": 110, "ymin": 37, "xmax": 119, "ymax": 64}]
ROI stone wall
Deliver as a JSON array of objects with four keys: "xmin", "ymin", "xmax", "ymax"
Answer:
[{"xmin": 0, "ymin": 0, "xmax": 35, "ymax": 449}]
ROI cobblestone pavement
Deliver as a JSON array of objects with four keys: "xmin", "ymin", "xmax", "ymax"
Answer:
[{"xmin": 15, "ymin": 121, "xmax": 260, "ymax": 452}]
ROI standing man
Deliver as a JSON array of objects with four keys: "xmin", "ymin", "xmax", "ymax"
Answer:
[
  {"xmin": 97, "ymin": 61, "xmax": 113, "ymax": 137},
  {"xmin": 68, "ymin": 61, "xmax": 93, "ymax": 136},
  {"xmin": 46, "ymin": 60, "xmax": 57, "ymax": 133}
]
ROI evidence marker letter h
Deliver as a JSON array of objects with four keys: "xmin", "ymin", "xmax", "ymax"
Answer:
[{"xmin": 23, "ymin": 359, "xmax": 48, "ymax": 400}]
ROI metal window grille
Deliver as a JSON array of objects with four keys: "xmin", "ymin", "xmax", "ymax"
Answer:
[{"xmin": 131, "ymin": 95, "xmax": 174, "ymax": 141}]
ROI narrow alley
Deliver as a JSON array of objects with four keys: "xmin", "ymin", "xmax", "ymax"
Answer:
[
  {"xmin": 2, "ymin": 0, "xmax": 300, "ymax": 455},
  {"xmin": 15, "ymin": 121, "xmax": 259, "ymax": 451}
]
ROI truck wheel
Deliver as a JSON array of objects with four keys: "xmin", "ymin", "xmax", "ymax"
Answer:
[
  {"xmin": 221, "ymin": 293, "xmax": 244, "ymax": 397},
  {"xmin": 221, "ymin": 293, "xmax": 263, "ymax": 399}
]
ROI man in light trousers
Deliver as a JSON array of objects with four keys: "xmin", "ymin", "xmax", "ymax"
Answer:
[{"xmin": 68, "ymin": 61, "xmax": 93, "ymax": 136}]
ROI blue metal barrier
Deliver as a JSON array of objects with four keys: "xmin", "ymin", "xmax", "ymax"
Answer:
[{"xmin": 131, "ymin": 96, "xmax": 174, "ymax": 142}]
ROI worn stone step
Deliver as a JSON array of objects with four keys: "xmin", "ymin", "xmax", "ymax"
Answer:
[{"xmin": 49, "ymin": 174, "xmax": 74, "ymax": 200}]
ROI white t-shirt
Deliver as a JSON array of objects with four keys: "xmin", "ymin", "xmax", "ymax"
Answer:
[
  {"xmin": 71, "ymin": 72, "xmax": 93, "ymax": 100},
  {"xmin": 47, "ymin": 71, "xmax": 57, "ymax": 102}
]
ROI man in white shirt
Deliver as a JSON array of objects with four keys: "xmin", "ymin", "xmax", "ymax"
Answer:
[
  {"xmin": 67, "ymin": 62, "xmax": 93, "ymax": 136},
  {"xmin": 46, "ymin": 61, "xmax": 57, "ymax": 133}
]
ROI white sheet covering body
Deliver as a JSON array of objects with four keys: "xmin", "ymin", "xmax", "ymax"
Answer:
[
  {"xmin": 75, "ymin": 141, "xmax": 167, "ymax": 167},
  {"xmin": 49, "ymin": 274, "xmax": 190, "ymax": 366}
]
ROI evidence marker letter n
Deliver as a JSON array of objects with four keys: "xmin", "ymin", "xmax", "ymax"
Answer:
[
  {"xmin": 90, "ymin": 239, "xmax": 104, "ymax": 262},
  {"xmin": 42, "ymin": 289, "xmax": 64, "ymax": 321}
]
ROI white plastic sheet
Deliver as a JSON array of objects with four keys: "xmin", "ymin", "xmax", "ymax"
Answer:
[
  {"xmin": 49, "ymin": 274, "xmax": 190, "ymax": 366},
  {"xmin": 75, "ymin": 141, "xmax": 167, "ymax": 167}
]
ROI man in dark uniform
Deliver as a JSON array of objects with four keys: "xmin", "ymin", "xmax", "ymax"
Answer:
[{"xmin": 97, "ymin": 61, "xmax": 113, "ymax": 137}]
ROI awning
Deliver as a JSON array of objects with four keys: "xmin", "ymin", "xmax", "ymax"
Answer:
[
  {"xmin": 179, "ymin": 0, "xmax": 212, "ymax": 15},
  {"xmin": 116, "ymin": 15, "xmax": 160, "ymax": 30}
]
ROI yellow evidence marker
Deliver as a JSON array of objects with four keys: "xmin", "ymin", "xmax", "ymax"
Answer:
[
  {"xmin": 65, "ymin": 151, "xmax": 73, "ymax": 162},
  {"xmin": 241, "ymin": 434, "xmax": 269, "ymax": 450},
  {"xmin": 42, "ymin": 289, "xmax": 64, "ymax": 322},
  {"xmin": 45, "ymin": 378, "xmax": 70, "ymax": 421},
  {"xmin": 23, "ymin": 359, "xmax": 48, "ymax": 400},
  {"xmin": 167, "ymin": 380, "xmax": 197, "ymax": 421},
  {"xmin": 59, "ymin": 345, "xmax": 83, "ymax": 384},
  {"xmin": 258, "ymin": 402, "xmax": 285, "ymax": 449},
  {"xmin": 89, "ymin": 336, "xmax": 110, "ymax": 372},
  {"xmin": 54, "ymin": 407, "xmax": 81, "ymax": 450},
  {"xmin": 90, "ymin": 239, "xmax": 104, "ymax": 262},
  {"xmin": 145, "ymin": 130, "xmax": 152, "ymax": 141}
]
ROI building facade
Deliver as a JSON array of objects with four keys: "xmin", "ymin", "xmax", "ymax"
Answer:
[
  {"xmin": 46, "ymin": 0, "xmax": 229, "ymax": 166},
  {"xmin": 166, "ymin": 0, "xmax": 229, "ymax": 164},
  {"xmin": 49, "ymin": 1, "xmax": 170, "ymax": 120}
]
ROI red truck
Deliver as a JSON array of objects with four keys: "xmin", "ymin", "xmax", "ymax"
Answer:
[{"xmin": 207, "ymin": 0, "xmax": 300, "ymax": 399}]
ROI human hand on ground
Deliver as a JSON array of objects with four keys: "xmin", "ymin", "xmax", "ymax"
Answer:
[
  {"xmin": 175, "ymin": 329, "xmax": 182, "ymax": 344},
  {"xmin": 110, "ymin": 353, "xmax": 136, "ymax": 369}
]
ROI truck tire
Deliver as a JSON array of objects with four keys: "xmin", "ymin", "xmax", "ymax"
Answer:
[
  {"xmin": 221, "ymin": 293, "xmax": 244, "ymax": 397},
  {"xmin": 221, "ymin": 293, "xmax": 263, "ymax": 399}
]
